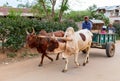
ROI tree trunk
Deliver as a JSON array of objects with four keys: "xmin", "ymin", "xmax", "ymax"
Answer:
[
  {"xmin": 58, "ymin": 0, "xmax": 68, "ymax": 22},
  {"xmin": 50, "ymin": 0, "xmax": 56, "ymax": 19},
  {"xmin": 59, "ymin": 11, "xmax": 63, "ymax": 22},
  {"xmin": 40, "ymin": 0, "xmax": 50, "ymax": 20}
]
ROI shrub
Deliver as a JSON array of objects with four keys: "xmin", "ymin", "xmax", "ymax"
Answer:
[
  {"xmin": 0, "ymin": 16, "xmax": 78, "ymax": 51},
  {"xmin": 113, "ymin": 23, "xmax": 120, "ymax": 37}
]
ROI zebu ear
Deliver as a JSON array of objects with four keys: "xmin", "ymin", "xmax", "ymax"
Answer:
[{"xmin": 26, "ymin": 29, "xmax": 30, "ymax": 35}]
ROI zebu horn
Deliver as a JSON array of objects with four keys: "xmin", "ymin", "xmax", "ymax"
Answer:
[
  {"xmin": 51, "ymin": 30, "xmax": 55, "ymax": 37},
  {"xmin": 37, "ymin": 35, "xmax": 72, "ymax": 41},
  {"xmin": 32, "ymin": 27, "xmax": 35, "ymax": 34},
  {"xmin": 26, "ymin": 29, "xmax": 30, "ymax": 35},
  {"xmin": 52, "ymin": 33, "xmax": 57, "ymax": 40},
  {"xmin": 56, "ymin": 37, "xmax": 73, "ymax": 41},
  {"xmin": 37, "ymin": 35, "xmax": 48, "ymax": 38}
]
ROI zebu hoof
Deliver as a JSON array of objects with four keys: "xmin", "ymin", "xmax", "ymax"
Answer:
[
  {"xmin": 83, "ymin": 63, "xmax": 86, "ymax": 66},
  {"xmin": 62, "ymin": 69, "xmax": 67, "ymax": 73},
  {"xmin": 77, "ymin": 63, "xmax": 80, "ymax": 66},
  {"xmin": 62, "ymin": 58, "xmax": 66, "ymax": 60},
  {"xmin": 38, "ymin": 64, "xmax": 43, "ymax": 67},
  {"xmin": 75, "ymin": 62, "xmax": 80, "ymax": 66},
  {"xmin": 86, "ymin": 60, "xmax": 89, "ymax": 63},
  {"xmin": 51, "ymin": 59, "xmax": 54, "ymax": 62},
  {"xmin": 56, "ymin": 58, "xmax": 59, "ymax": 60}
]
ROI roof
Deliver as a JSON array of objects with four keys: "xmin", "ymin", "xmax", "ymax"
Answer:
[
  {"xmin": 0, "ymin": 7, "xmax": 33, "ymax": 16},
  {"xmin": 90, "ymin": 19, "xmax": 104, "ymax": 24},
  {"xmin": 97, "ymin": 5, "xmax": 120, "ymax": 11}
]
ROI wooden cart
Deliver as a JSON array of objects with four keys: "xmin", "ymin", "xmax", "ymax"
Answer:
[{"xmin": 91, "ymin": 19, "xmax": 116, "ymax": 57}]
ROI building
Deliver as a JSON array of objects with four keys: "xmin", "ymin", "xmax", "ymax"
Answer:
[
  {"xmin": 97, "ymin": 5, "xmax": 120, "ymax": 23},
  {"xmin": 0, "ymin": 7, "xmax": 33, "ymax": 18}
]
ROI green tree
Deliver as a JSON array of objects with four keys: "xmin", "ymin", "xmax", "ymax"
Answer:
[
  {"xmin": 87, "ymin": 4, "xmax": 110, "ymax": 25},
  {"xmin": 8, "ymin": 9, "xmax": 22, "ymax": 18},
  {"xmin": 58, "ymin": 0, "xmax": 69, "ymax": 22},
  {"xmin": 38, "ymin": 0, "xmax": 51, "ymax": 20},
  {"xmin": 17, "ymin": 0, "xmax": 32, "ymax": 8},
  {"xmin": 87, "ymin": 4, "xmax": 97, "ymax": 12},
  {"xmin": 64, "ymin": 10, "xmax": 91, "ymax": 22},
  {"xmin": 31, "ymin": 2, "xmax": 45, "ymax": 17},
  {"xmin": 31, "ymin": 0, "xmax": 69, "ymax": 22}
]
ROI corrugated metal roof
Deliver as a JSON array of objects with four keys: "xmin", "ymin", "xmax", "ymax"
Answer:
[
  {"xmin": 0, "ymin": 7, "xmax": 33, "ymax": 16},
  {"xmin": 98, "ymin": 5, "xmax": 120, "ymax": 11}
]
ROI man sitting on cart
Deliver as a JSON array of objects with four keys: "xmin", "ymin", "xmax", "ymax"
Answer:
[{"xmin": 82, "ymin": 16, "xmax": 92, "ymax": 30}]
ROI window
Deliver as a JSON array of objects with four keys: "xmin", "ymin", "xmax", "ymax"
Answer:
[{"xmin": 115, "ymin": 9, "xmax": 119, "ymax": 16}]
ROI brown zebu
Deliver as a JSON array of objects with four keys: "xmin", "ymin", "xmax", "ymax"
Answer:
[{"xmin": 25, "ymin": 29, "xmax": 64, "ymax": 66}]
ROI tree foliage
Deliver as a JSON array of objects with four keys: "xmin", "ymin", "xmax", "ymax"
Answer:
[
  {"xmin": 58, "ymin": 0, "xmax": 69, "ymax": 22},
  {"xmin": 17, "ymin": 0, "xmax": 32, "ymax": 8},
  {"xmin": 0, "ymin": 16, "xmax": 78, "ymax": 52},
  {"xmin": 90, "ymin": 11, "xmax": 110, "ymax": 25},
  {"xmin": 64, "ymin": 10, "xmax": 91, "ymax": 22},
  {"xmin": 113, "ymin": 23, "xmax": 120, "ymax": 37},
  {"xmin": 30, "ymin": 0, "xmax": 69, "ymax": 22},
  {"xmin": 87, "ymin": 4, "xmax": 97, "ymax": 12}
]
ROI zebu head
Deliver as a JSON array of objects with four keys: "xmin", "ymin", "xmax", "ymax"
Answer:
[
  {"xmin": 46, "ymin": 34, "xmax": 66, "ymax": 54},
  {"xmin": 46, "ymin": 33, "xmax": 59, "ymax": 53},
  {"xmin": 25, "ymin": 28, "xmax": 37, "ymax": 48},
  {"xmin": 64, "ymin": 27, "xmax": 74, "ymax": 37}
]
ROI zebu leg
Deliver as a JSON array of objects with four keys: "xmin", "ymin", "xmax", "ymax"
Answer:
[
  {"xmin": 44, "ymin": 54, "xmax": 53, "ymax": 62},
  {"xmin": 83, "ymin": 47, "xmax": 90, "ymax": 66},
  {"xmin": 62, "ymin": 58, "xmax": 68, "ymax": 72},
  {"xmin": 74, "ymin": 53, "xmax": 80, "ymax": 67},
  {"xmin": 38, "ymin": 54, "xmax": 45, "ymax": 66},
  {"xmin": 56, "ymin": 53, "xmax": 60, "ymax": 60},
  {"xmin": 38, "ymin": 53, "xmax": 53, "ymax": 67}
]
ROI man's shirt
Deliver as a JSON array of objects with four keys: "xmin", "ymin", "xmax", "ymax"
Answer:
[
  {"xmin": 82, "ymin": 21, "xmax": 92, "ymax": 30},
  {"xmin": 108, "ymin": 27, "xmax": 116, "ymax": 33}
]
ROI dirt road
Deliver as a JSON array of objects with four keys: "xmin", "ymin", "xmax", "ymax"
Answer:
[{"xmin": 0, "ymin": 41, "xmax": 120, "ymax": 81}]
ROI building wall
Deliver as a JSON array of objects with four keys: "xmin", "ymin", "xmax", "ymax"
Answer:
[{"xmin": 97, "ymin": 5, "xmax": 120, "ymax": 23}]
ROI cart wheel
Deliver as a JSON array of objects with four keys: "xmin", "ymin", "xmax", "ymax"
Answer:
[{"xmin": 106, "ymin": 42, "xmax": 115, "ymax": 57}]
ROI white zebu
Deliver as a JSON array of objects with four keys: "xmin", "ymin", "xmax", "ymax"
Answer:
[
  {"xmin": 61, "ymin": 27, "xmax": 93, "ymax": 72},
  {"xmin": 46, "ymin": 27, "xmax": 93, "ymax": 72}
]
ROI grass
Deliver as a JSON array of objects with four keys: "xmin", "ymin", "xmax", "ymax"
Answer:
[
  {"xmin": 116, "ymin": 37, "xmax": 120, "ymax": 40},
  {"xmin": 20, "ymin": 52, "xmax": 39, "ymax": 58},
  {"xmin": 116, "ymin": 34, "xmax": 120, "ymax": 40},
  {"xmin": 7, "ymin": 53, "xmax": 17, "ymax": 58}
]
